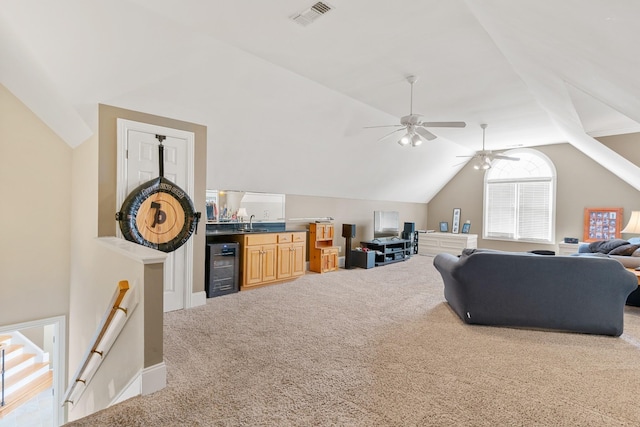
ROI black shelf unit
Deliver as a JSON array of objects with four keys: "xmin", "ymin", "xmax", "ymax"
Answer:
[{"xmin": 360, "ymin": 238, "xmax": 412, "ymax": 266}]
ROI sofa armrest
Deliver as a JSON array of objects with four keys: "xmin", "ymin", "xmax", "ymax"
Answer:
[
  {"xmin": 433, "ymin": 252, "xmax": 460, "ymax": 272},
  {"xmin": 433, "ymin": 253, "xmax": 469, "ymax": 322}
]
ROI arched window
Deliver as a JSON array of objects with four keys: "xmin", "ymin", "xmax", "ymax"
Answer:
[{"xmin": 483, "ymin": 148, "xmax": 556, "ymax": 243}]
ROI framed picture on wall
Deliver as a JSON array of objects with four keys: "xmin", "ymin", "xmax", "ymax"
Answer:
[
  {"xmin": 451, "ymin": 208, "xmax": 461, "ymax": 234},
  {"xmin": 583, "ymin": 207, "xmax": 623, "ymax": 242}
]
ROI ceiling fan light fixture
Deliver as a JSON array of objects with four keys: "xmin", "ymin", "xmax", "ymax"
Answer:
[
  {"xmin": 398, "ymin": 134, "xmax": 411, "ymax": 146},
  {"xmin": 472, "ymin": 156, "xmax": 491, "ymax": 170},
  {"xmin": 410, "ymin": 134, "xmax": 423, "ymax": 147}
]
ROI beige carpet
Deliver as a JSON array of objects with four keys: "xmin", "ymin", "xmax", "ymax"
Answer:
[{"xmin": 66, "ymin": 254, "xmax": 640, "ymax": 426}]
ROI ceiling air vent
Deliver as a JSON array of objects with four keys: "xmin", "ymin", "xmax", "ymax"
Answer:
[{"xmin": 290, "ymin": 2, "xmax": 333, "ymax": 27}]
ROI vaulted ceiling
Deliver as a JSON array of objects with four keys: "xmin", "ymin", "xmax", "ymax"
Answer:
[{"xmin": 2, "ymin": 1, "xmax": 640, "ymax": 202}]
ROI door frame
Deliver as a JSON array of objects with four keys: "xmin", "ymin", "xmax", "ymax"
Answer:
[
  {"xmin": 116, "ymin": 119, "xmax": 196, "ymax": 310},
  {"xmin": 0, "ymin": 315, "xmax": 66, "ymax": 426}
]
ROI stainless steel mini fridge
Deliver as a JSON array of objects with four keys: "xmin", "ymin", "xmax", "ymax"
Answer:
[{"xmin": 206, "ymin": 243, "xmax": 239, "ymax": 298}]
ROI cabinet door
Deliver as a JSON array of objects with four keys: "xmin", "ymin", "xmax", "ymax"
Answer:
[
  {"xmin": 277, "ymin": 243, "xmax": 293, "ymax": 279},
  {"xmin": 326, "ymin": 224, "xmax": 334, "ymax": 240},
  {"xmin": 291, "ymin": 241, "xmax": 306, "ymax": 277},
  {"xmin": 328, "ymin": 249, "xmax": 338, "ymax": 271},
  {"xmin": 321, "ymin": 248, "xmax": 339, "ymax": 273},
  {"xmin": 245, "ymin": 246, "xmax": 265, "ymax": 287},
  {"xmin": 262, "ymin": 244, "xmax": 277, "ymax": 282}
]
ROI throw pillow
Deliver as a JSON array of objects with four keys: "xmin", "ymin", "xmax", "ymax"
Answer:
[
  {"xmin": 629, "ymin": 237, "xmax": 640, "ymax": 245},
  {"xmin": 588, "ymin": 239, "xmax": 629, "ymax": 254},
  {"xmin": 633, "ymin": 248, "xmax": 640, "ymax": 257},
  {"xmin": 608, "ymin": 244, "xmax": 640, "ymax": 256}
]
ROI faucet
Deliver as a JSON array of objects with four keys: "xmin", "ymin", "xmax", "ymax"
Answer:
[{"xmin": 249, "ymin": 215, "xmax": 255, "ymax": 230}]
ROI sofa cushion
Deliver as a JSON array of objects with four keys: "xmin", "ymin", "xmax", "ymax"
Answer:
[
  {"xmin": 609, "ymin": 244, "xmax": 640, "ymax": 256},
  {"xmin": 633, "ymin": 248, "xmax": 640, "ymax": 257},
  {"xmin": 589, "ymin": 239, "xmax": 629, "ymax": 254}
]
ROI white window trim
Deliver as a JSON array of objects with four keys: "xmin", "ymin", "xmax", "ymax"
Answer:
[{"xmin": 482, "ymin": 148, "xmax": 557, "ymax": 244}]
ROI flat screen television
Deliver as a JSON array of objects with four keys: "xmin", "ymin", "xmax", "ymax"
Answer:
[{"xmin": 373, "ymin": 210, "xmax": 400, "ymax": 239}]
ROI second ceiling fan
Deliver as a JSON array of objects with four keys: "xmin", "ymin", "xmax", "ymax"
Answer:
[
  {"xmin": 365, "ymin": 75, "xmax": 466, "ymax": 147},
  {"xmin": 458, "ymin": 124, "xmax": 520, "ymax": 170}
]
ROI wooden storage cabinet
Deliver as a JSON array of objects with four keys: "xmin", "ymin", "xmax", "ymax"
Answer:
[
  {"xmin": 277, "ymin": 232, "xmax": 306, "ymax": 279},
  {"xmin": 317, "ymin": 247, "xmax": 339, "ymax": 273},
  {"xmin": 309, "ymin": 223, "xmax": 339, "ymax": 273},
  {"xmin": 241, "ymin": 231, "xmax": 306, "ymax": 289}
]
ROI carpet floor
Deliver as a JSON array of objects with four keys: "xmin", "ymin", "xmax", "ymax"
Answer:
[{"xmin": 66, "ymin": 254, "xmax": 640, "ymax": 426}]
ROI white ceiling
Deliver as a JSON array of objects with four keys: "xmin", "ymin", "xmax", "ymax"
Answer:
[{"xmin": 2, "ymin": 0, "xmax": 640, "ymax": 202}]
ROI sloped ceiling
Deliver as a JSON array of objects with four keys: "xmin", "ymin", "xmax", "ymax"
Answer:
[{"xmin": 2, "ymin": 0, "xmax": 640, "ymax": 202}]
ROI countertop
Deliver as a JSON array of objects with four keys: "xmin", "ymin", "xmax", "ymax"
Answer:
[{"xmin": 206, "ymin": 229, "xmax": 305, "ymax": 237}]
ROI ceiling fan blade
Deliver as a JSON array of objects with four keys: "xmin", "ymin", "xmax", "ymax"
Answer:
[
  {"xmin": 455, "ymin": 155, "xmax": 474, "ymax": 158},
  {"xmin": 415, "ymin": 127, "xmax": 437, "ymax": 141},
  {"xmin": 421, "ymin": 121, "xmax": 467, "ymax": 128},
  {"xmin": 493, "ymin": 155, "xmax": 520, "ymax": 161},
  {"xmin": 376, "ymin": 127, "xmax": 406, "ymax": 142},
  {"xmin": 363, "ymin": 124, "xmax": 404, "ymax": 129}
]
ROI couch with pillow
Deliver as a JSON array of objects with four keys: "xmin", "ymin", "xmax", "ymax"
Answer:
[
  {"xmin": 576, "ymin": 238, "xmax": 640, "ymax": 268},
  {"xmin": 433, "ymin": 249, "xmax": 637, "ymax": 336}
]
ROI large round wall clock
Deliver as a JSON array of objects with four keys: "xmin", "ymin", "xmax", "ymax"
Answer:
[{"xmin": 116, "ymin": 140, "xmax": 200, "ymax": 253}]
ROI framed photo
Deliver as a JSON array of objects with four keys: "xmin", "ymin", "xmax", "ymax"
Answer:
[
  {"xmin": 439, "ymin": 221, "xmax": 449, "ymax": 232},
  {"xmin": 461, "ymin": 222, "xmax": 471, "ymax": 234},
  {"xmin": 583, "ymin": 207, "xmax": 623, "ymax": 242},
  {"xmin": 451, "ymin": 208, "xmax": 461, "ymax": 234}
]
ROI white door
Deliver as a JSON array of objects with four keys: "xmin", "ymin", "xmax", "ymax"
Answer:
[{"xmin": 117, "ymin": 119, "xmax": 195, "ymax": 312}]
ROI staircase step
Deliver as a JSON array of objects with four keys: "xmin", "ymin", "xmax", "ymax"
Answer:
[
  {"xmin": 3, "ymin": 362, "xmax": 50, "ymax": 396},
  {"xmin": 4, "ymin": 353, "xmax": 36, "ymax": 377},
  {"xmin": 0, "ymin": 335, "xmax": 10, "ymax": 345},
  {"xmin": 1, "ymin": 344, "xmax": 24, "ymax": 362},
  {"xmin": 0, "ymin": 370, "xmax": 52, "ymax": 419}
]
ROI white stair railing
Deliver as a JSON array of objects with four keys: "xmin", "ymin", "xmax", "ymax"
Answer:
[{"xmin": 62, "ymin": 280, "xmax": 138, "ymax": 406}]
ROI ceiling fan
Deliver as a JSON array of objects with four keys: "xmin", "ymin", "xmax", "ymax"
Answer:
[
  {"xmin": 457, "ymin": 124, "xmax": 519, "ymax": 170},
  {"xmin": 364, "ymin": 75, "xmax": 466, "ymax": 147}
]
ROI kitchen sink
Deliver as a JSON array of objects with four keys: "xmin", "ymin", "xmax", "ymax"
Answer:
[{"xmin": 236, "ymin": 228, "xmax": 269, "ymax": 233}]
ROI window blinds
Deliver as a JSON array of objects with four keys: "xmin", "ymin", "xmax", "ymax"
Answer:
[{"xmin": 485, "ymin": 180, "xmax": 552, "ymax": 242}]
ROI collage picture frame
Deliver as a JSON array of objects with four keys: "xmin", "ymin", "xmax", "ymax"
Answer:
[{"xmin": 583, "ymin": 207, "xmax": 623, "ymax": 242}]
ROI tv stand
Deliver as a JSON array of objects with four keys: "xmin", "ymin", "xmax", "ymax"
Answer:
[{"xmin": 360, "ymin": 238, "xmax": 411, "ymax": 266}]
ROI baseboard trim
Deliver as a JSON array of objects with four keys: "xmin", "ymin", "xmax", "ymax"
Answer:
[
  {"xmin": 141, "ymin": 362, "xmax": 167, "ymax": 395},
  {"xmin": 190, "ymin": 291, "xmax": 206, "ymax": 308},
  {"xmin": 110, "ymin": 372, "xmax": 142, "ymax": 406}
]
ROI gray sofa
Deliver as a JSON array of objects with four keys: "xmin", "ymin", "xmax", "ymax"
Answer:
[
  {"xmin": 433, "ymin": 250, "xmax": 638, "ymax": 336},
  {"xmin": 576, "ymin": 238, "xmax": 640, "ymax": 269}
]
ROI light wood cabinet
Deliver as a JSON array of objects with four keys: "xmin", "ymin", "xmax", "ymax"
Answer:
[
  {"xmin": 277, "ymin": 232, "xmax": 306, "ymax": 280},
  {"xmin": 243, "ymin": 234, "xmax": 277, "ymax": 287},
  {"xmin": 319, "ymin": 247, "xmax": 339, "ymax": 273},
  {"xmin": 240, "ymin": 231, "xmax": 306, "ymax": 289},
  {"xmin": 309, "ymin": 223, "xmax": 339, "ymax": 273}
]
